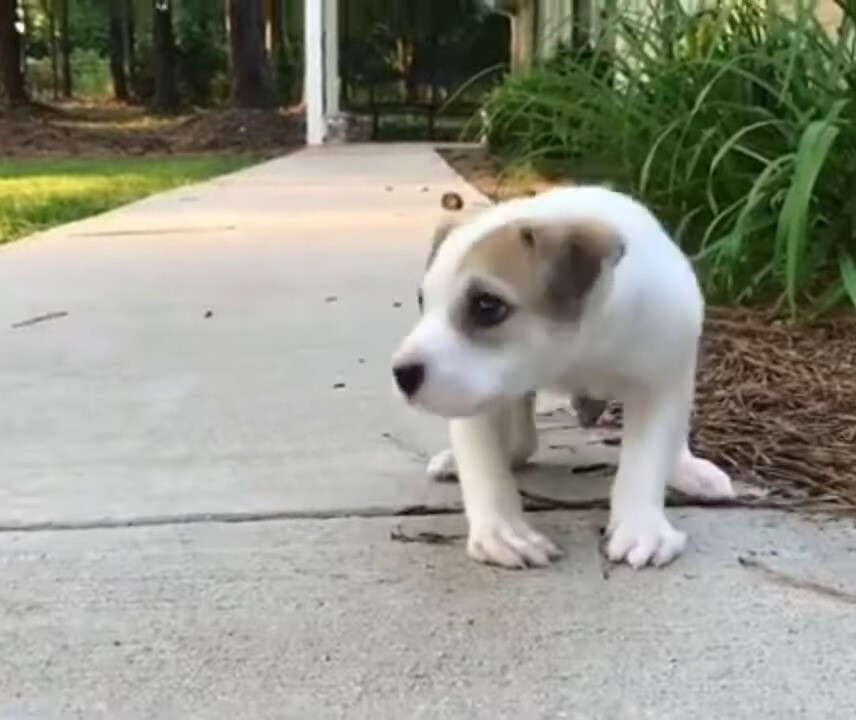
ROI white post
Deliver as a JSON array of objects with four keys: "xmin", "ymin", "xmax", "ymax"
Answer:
[
  {"xmin": 323, "ymin": 0, "xmax": 339, "ymax": 117},
  {"xmin": 304, "ymin": 0, "xmax": 325, "ymax": 145}
]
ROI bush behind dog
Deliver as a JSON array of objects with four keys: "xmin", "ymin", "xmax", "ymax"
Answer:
[{"xmin": 483, "ymin": 0, "xmax": 856, "ymax": 316}]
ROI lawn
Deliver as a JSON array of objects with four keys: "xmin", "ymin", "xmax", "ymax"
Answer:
[{"xmin": 0, "ymin": 155, "xmax": 258, "ymax": 244}]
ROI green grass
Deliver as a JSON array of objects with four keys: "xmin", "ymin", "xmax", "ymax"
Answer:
[
  {"xmin": 0, "ymin": 155, "xmax": 257, "ymax": 244},
  {"xmin": 483, "ymin": 0, "xmax": 856, "ymax": 316}
]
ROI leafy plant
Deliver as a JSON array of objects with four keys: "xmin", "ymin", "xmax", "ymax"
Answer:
[{"xmin": 484, "ymin": 0, "xmax": 856, "ymax": 316}]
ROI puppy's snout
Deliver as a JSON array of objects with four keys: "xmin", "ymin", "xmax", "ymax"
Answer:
[{"xmin": 393, "ymin": 362, "xmax": 425, "ymax": 398}]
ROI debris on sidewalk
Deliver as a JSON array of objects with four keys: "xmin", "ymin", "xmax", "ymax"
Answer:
[
  {"xmin": 11, "ymin": 311, "xmax": 69, "ymax": 329},
  {"xmin": 390, "ymin": 525, "xmax": 463, "ymax": 545},
  {"xmin": 738, "ymin": 555, "xmax": 856, "ymax": 606}
]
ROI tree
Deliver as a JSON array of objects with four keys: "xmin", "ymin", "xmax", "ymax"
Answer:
[
  {"xmin": 0, "ymin": 0, "xmax": 27, "ymax": 103},
  {"xmin": 228, "ymin": 0, "xmax": 274, "ymax": 108},
  {"xmin": 151, "ymin": 0, "xmax": 179, "ymax": 113},
  {"xmin": 59, "ymin": 0, "xmax": 71, "ymax": 97},
  {"xmin": 266, "ymin": 0, "xmax": 284, "ymax": 91},
  {"xmin": 48, "ymin": 0, "xmax": 59, "ymax": 98},
  {"xmin": 109, "ymin": 0, "xmax": 129, "ymax": 100},
  {"xmin": 124, "ymin": 0, "xmax": 136, "ymax": 95}
]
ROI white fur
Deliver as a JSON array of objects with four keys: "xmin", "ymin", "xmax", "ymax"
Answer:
[{"xmin": 393, "ymin": 186, "xmax": 735, "ymax": 570}]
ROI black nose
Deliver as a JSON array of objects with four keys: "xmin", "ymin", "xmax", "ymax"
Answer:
[{"xmin": 393, "ymin": 363, "xmax": 425, "ymax": 397}]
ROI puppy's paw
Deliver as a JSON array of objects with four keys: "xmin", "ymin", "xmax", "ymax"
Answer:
[
  {"xmin": 606, "ymin": 509, "xmax": 686, "ymax": 569},
  {"xmin": 468, "ymin": 515, "xmax": 563, "ymax": 569},
  {"xmin": 426, "ymin": 448, "xmax": 458, "ymax": 481},
  {"xmin": 672, "ymin": 454, "xmax": 735, "ymax": 500}
]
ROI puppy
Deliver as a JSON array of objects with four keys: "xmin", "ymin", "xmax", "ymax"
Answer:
[{"xmin": 393, "ymin": 187, "xmax": 735, "ymax": 570}]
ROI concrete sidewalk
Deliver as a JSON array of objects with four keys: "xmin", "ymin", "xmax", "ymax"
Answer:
[{"xmin": 1, "ymin": 145, "xmax": 855, "ymax": 719}]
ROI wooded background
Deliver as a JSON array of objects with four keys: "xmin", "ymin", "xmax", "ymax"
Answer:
[{"xmin": 0, "ymin": 0, "xmax": 508, "ymax": 117}]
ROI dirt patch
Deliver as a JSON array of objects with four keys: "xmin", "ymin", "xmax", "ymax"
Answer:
[
  {"xmin": 168, "ymin": 108, "xmax": 305, "ymax": 153},
  {"xmin": 0, "ymin": 102, "xmax": 304, "ymax": 157},
  {"xmin": 441, "ymin": 146, "xmax": 856, "ymax": 508}
]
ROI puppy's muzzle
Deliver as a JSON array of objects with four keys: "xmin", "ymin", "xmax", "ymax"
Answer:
[{"xmin": 393, "ymin": 362, "xmax": 425, "ymax": 398}]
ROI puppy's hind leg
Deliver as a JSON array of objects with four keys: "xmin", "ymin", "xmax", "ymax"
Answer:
[
  {"xmin": 572, "ymin": 394, "xmax": 608, "ymax": 428},
  {"xmin": 669, "ymin": 444, "xmax": 735, "ymax": 500},
  {"xmin": 504, "ymin": 391, "xmax": 538, "ymax": 468},
  {"xmin": 426, "ymin": 393, "xmax": 537, "ymax": 480}
]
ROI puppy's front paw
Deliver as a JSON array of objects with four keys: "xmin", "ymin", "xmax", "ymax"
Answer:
[
  {"xmin": 426, "ymin": 448, "xmax": 458, "ymax": 481},
  {"xmin": 607, "ymin": 510, "xmax": 686, "ymax": 569},
  {"xmin": 672, "ymin": 454, "xmax": 735, "ymax": 500},
  {"xmin": 468, "ymin": 515, "xmax": 563, "ymax": 569}
]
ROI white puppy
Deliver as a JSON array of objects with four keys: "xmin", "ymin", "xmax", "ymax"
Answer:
[{"xmin": 393, "ymin": 186, "xmax": 735, "ymax": 570}]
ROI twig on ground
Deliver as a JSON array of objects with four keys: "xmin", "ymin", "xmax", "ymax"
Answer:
[
  {"xmin": 381, "ymin": 432, "xmax": 430, "ymax": 463},
  {"xmin": 390, "ymin": 525, "xmax": 463, "ymax": 546},
  {"xmin": 11, "ymin": 311, "xmax": 69, "ymax": 329},
  {"xmin": 519, "ymin": 489, "xmax": 849, "ymax": 513},
  {"xmin": 738, "ymin": 555, "xmax": 856, "ymax": 606}
]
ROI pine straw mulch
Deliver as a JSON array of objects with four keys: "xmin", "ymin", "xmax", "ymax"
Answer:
[
  {"xmin": 588, "ymin": 298, "xmax": 856, "ymax": 509},
  {"xmin": 439, "ymin": 146, "xmax": 856, "ymax": 509},
  {"xmin": 690, "ymin": 308, "xmax": 856, "ymax": 507}
]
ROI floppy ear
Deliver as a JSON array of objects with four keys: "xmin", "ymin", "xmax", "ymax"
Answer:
[{"xmin": 520, "ymin": 221, "xmax": 625, "ymax": 317}]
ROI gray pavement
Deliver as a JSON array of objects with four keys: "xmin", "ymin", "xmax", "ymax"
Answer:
[{"xmin": 1, "ymin": 145, "xmax": 855, "ymax": 719}]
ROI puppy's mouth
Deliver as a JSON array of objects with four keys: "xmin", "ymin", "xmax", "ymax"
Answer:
[
  {"xmin": 392, "ymin": 363, "xmax": 491, "ymax": 419},
  {"xmin": 407, "ymin": 394, "xmax": 491, "ymax": 419},
  {"xmin": 391, "ymin": 373, "xmax": 494, "ymax": 418}
]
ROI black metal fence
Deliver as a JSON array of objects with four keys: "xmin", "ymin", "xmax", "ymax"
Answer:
[{"xmin": 338, "ymin": 0, "xmax": 510, "ymax": 141}]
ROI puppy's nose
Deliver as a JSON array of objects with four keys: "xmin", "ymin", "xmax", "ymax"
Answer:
[{"xmin": 393, "ymin": 363, "xmax": 425, "ymax": 397}]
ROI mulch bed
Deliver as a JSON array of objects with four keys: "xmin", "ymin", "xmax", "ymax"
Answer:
[
  {"xmin": 694, "ymin": 308, "xmax": 856, "ymax": 506},
  {"xmin": 0, "ymin": 102, "xmax": 304, "ymax": 157},
  {"xmin": 440, "ymin": 146, "xmax": 856, "ymax": 508},
  {"xmin": 167, "ymin": 108, "xmax": 305, "ymax": 154}
]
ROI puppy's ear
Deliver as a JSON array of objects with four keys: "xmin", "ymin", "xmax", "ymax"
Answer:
[
  {"xmin": 520, "ymin": 221, "xmax": 624, "ymax": 317},
  {"xmin": 441, "ymin": 192, "xmax": 465, "ymax": 212},
  {"xmin": 426, "ymin": 218, "xmax": 459, "ymax": 269}
]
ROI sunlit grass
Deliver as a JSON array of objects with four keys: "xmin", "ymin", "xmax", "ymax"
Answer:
[{"xmin": 0, "ymin": 156, "xmax": 257, "ymax": 244}]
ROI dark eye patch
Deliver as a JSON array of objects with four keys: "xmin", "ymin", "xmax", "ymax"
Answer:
[
  {"xmin": 465, "ymin": 287, "xmax": 513, "ymax": 329},
  {"xmin": 417, "ymin": 288, "xmax": 424, "ymax": 313}
]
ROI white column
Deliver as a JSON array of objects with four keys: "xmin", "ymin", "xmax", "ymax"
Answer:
[
  {"xmin": 323, "ymin": 0, "xmax": 339, "ymax": 117},
  {"xmin": 304, "ymin": 0, "xmax": 325, "ymax": 145}
]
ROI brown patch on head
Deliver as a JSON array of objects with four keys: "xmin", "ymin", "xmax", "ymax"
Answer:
[
  {"xmin": 534, "ymin": 220, "xmax": 624, "ymax": 316},
  {"xmin": 457, "ymin": 219, "xmax": 624, "ymax": 329}
]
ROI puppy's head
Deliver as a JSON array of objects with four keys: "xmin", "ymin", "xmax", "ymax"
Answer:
[{"xmin": 392, "ymin": 196, "xmax": 625, "ymax": 417}]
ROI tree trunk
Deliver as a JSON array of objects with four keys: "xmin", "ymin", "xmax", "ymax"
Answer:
[
  {"xmin": 268, "ymin": 0, "xmax": 284, "ymax": 91},
  {"xmin": 151, "ymin": 0, "xmax": 179, "ymax": 113},
  {"xmin": 59, "ymin": 0, "xmax": 71, "ymax": 97},
  {"xmin": 49, "ymin": 0, "xmax": 59, "ymax": 99},
  {"xmin": 0, "ymin": 0, "xmax": 27, "ymax": 103},
  {"xmin": 224, "ymin": 0, "xmax": 232, "ymax": 75},
  {"xmin": 122, "ymin": 0, "xmax": 135, "ymax": 98},
  {"xmin": 229, "ymin": 0, "xmax": 274, "ymax": 108},
  {"xmin": 110, "ymin": 0, "xmax": 129, "ymax": 101}
]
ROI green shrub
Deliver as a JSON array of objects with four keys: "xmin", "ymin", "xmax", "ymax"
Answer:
[
  {"xmin": 484, "ymin": 0, "xmax": 856, "ymax": 316},
  {"xmin": 26, "ymin": 49, "xmax": 111, "ymax": 99}
]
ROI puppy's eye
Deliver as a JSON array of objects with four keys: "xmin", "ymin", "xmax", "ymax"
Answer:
[
  {"xmin": 417, "ymin": 289, "xmax": 424, "ymax": 313},
  {"xmin": 468, "ymin": 291, "xmax": 512, "ymax": 328}
]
